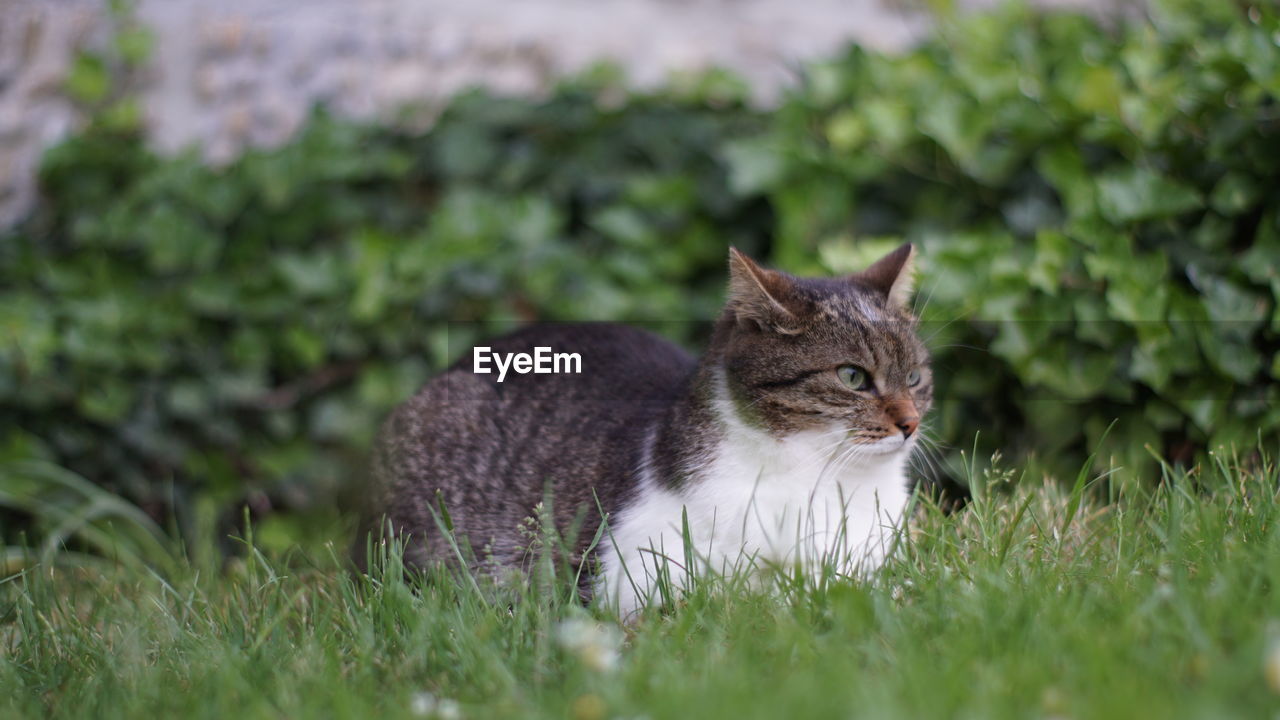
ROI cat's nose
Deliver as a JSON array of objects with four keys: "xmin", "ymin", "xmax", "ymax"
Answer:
[{"xmin": 896, "ymin": 417, "xmax": 919, "ymax": 439}]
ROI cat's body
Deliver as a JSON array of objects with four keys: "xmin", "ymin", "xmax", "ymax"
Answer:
[
  {"xmin": 364, "ymin": 323, "xmax": 696, "ymax": 577},
  {"xmin": 361, "ymin": 246, "xmax": 932, "ymax": 616}
]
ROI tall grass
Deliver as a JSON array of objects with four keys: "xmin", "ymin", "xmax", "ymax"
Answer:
[
  {"xmin": 2, "ymin": 446, "xmax": 1278, "ymax": 718},
  {"xmin": 0, "ymin": 461, "xmax": 181, "ymax": 576}
]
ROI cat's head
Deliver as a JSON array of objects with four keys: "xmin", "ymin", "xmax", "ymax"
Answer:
[{"xmin": 716, "ymin": 245, "xmax": 931, "ymax": 455}]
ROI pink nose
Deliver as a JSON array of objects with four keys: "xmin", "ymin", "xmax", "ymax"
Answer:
[{"xmin": 895, "ymin": 417, "xmax": 919, "ymax": 438}]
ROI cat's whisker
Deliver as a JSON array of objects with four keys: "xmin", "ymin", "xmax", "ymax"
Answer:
[
  {"xmin": 916, "ymin": 424, "xmax": 950, "ymax": 455},
  {"xmin": 925, "ymin": 342, "xmax": 988, "ymax": 354},
  {"xmin": 912, "ymin": 271, "xmax": 942, "ymax": 319},
  {"xmin": 791, "ymin": 428, "xmax": 850, "ymax": 459},
  {"xmin": 920, "ymin": 313, "xmax": 966, "ymax": 346},
  {"xmin": 824, "ymin": 441, "xmax": 873, "ymax": 483},
  {"xmin": 919, "ymin": 435, "xmax": 946, "ymax": 457},
  {"xmin": 909, "ymin": 442, "xmax": 945, "ymax": 484},
  {"xmin": 815, "ymin": 441, "xmax": 856, "ymax": 484},
  {"xmin": 819, "ymin": 440, "xmax": 860, "ymax": 479},
  {"xmin": 804, "ymin": 435, "xmax": 861, "ymax": 478},
  {"xmin": 908, "ymin": 428, "xmax": 950, "ymax": 484}
]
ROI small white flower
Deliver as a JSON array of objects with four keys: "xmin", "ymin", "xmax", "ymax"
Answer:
[
  {"xmin": 1265, "ymin": 631, "xmax": 1280, "ymax": 694},
  {"xmin": 555, "ymin": 616, "xmax": 623, "ymax": 672},
  {"xmin": 436, "ymin": 699, "xmax": 462, "ymax": 720},
  {"xmin": 411, "ymin": 691, "xmax": 463, "ymax": 719},
  {"xmin": 410, "ymin": 692, "xmax": 437, "ymax": 717}
]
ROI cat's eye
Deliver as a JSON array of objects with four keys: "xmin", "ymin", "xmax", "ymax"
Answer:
[
  {"xmin": 907, "ymin": 369, "xmax": 922, "ymax": 387},
  {"xmin": 837, "ymin": 365, "xmax": 871, "ymax": 391}
]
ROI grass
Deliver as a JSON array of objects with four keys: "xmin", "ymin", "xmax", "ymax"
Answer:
[{"xmin": 3, "ymin": 447, "xmax": 1280, "ymax": 719}]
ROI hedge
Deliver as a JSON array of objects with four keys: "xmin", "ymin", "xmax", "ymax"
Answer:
[
  {"xmin": 1, "ymin": 1, "xmax": 1277, "ymax": 547},
  {"xmin": 746, "ymin": 1, "xmax": 1279, "ymax": 483},
  {"xmin": 0, "ymin": 83, "xmax": 769, "ymax": 546}
]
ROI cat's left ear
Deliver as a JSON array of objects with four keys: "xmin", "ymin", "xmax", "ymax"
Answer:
[
  {"xmin": 854, "ymin": 243, "xmax": 917, "ymax": 310},
  {"xmin": 727, "ymin": 247, "xmax": 805, "ymax": 334}
]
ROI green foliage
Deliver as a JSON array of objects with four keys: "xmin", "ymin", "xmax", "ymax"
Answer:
[
  {"xmin": 64, "ymin": 0, "xmax": 152, "ymax": 133},
  {"xmin": 749, "ymin": 1, "xmax": 1280, "ymax": 479},
  {"xmin": 4, "ymin": 2, "xmax": 1280, "ymax": 550},
  {"xmin": 0, "ymin": 85, "xmax": 767, "ymax": 546}
]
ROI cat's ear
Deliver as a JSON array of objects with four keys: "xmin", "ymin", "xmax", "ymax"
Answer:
[
  {"xmin": 855, "ymin": 243, "xmax": 917, "ymax": 310},
  {"xmin": 727, "ymin": 247, "xmax": 803, "ymax": 334}
]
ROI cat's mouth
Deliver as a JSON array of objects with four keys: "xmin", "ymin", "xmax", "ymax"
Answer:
[{"xmin": 853, "ymin": 433, "xmax": 912, "ymax": 455}]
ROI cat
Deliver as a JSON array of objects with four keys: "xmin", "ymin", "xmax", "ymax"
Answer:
[{"xmin": 359, "ymin": 244, "xmax": 931, "ymax": 616}]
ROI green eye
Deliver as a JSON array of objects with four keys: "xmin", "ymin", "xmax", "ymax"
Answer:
[
  {"xmin": 907, "ymin": 369, "xmax": 922, "ymax": 387},
  {"xmin": 837, "ymin": 365, "xmax": 871, "ymax": 391}
]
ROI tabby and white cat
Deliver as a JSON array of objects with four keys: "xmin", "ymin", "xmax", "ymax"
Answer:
[{"xmin": 361, "ymin": 245, "xmax": 931, "ymax": 616}]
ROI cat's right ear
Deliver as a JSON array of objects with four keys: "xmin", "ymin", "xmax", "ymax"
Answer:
[{"xmin": 727, "ymin": 247, "xmax": 802, "ymax": 334}]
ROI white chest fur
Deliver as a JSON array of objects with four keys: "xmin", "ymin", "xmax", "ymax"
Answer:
[{"xmin": 598, "ymin": 394, "xmax": 913, "ymax": 617}]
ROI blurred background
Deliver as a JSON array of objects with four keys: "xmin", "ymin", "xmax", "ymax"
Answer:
[{"xmin": 1, "ymin": 0, "xmax": 1275, "ymax": 566}]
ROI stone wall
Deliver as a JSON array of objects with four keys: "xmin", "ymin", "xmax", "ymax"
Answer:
[{"xmin": 0, "ymin": 0, "xmax": 1132, "ymax": 227}]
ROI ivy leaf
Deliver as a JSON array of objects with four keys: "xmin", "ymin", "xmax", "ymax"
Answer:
[
  {"xmin": 1097, "ymin": 167, "xmax": 1202, "ymax": 223},
  {"xmin": 1209, "ymin": 171, "xmax": 1261, "ymax": 215},
  {"xmin": 724, "ymin": 138, "xmax": 786, "ymax": 196},
  {"xmin": 1188, "ymin": 265, "xmax": 1269, "ymax": 335},
  {"xmin": 66, "ymin": 53, "xmax": 110, "ymax": 105}
]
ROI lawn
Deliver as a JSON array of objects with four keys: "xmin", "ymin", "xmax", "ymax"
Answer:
[{"xmin": 3, "ymin": 447, "xmax": 1278, "ymax": 719}]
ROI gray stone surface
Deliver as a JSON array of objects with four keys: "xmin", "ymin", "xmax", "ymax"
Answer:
[{"xmin": 0, "ymin": 0, "xmax": 1133, "ymax": 227}]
